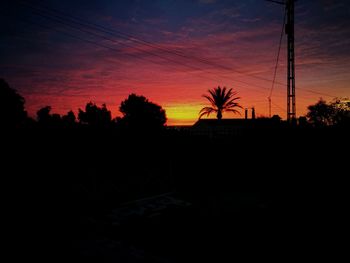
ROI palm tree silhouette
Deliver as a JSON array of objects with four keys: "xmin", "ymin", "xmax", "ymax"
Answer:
[{"xmin": 199, "ymin": 86, "xmax": 242, "ymax": 120}]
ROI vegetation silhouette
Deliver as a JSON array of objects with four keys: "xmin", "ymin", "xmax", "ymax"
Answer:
[
  {"xmin": 307, "ymin": 98, "xmax": 350, "ymax": 127},
  {"xmin": 37, "ymin": 106, "xmax": 53, "ymax": 124},
  {"xmin": 117, "ymin": 93, "xmax": 166, "ymax": 132},
  {"xmin": 271, "ymin": 114, "xmax": 282, "ymax": 123},
  {"xmin": 306, "ymin": 99, "xmax": 333, "ymax": 127},
  {"xmin": 37, "ymin": 106, "xmax": 76, "ymax": 128},
  {"xmin": 78, "ymin": 102, "xmax": 112, "ymax": 127},
  {"xmin": 199, "ymin": 86, "xmax": 242, "ymax": 120},
  {"xmin": 0, "ymin": 78, "xmax": 27, "ymax": 127},
  {"xmin": 1, "ymin": 76, "xmax": 348, "ymax": 261},
  {"xmin": 62, "ymin": 110, "xmax": 76, "ymax": 127},
  {"xmin": 330, "ymin": 98, "xmax": 350, "ymax": 127}
]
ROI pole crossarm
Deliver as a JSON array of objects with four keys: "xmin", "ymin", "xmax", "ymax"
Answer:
[{"xmin": 265, "ymin": 0, "xmax": 286, "ymax": 5}]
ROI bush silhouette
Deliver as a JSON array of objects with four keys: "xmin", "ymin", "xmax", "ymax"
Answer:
[
  {"xmin": 78, "ymin": 102, "xmax": 112, "ymax": 127},
  {"xmin": 117, "ymin": 94, "xmax": 166, "ymax": 131},
  {"xmin": 62, "ymin": 110, "xmax": 76, "ymax": 126},
  {"xmin": 37, "ymin": 106, "xmax": 52, "ymax": 124},
  {"xmin": 307, "ymin": 98, "xmax": 350, "ymax": 127},
  {"xmin": 331, "ymin": 98, "xmax": 350, "ymax": 127},
  {"xmin": 306, "ymin": 99, "xmax": 333, "ymax": 127},
  {"xmin": 0, "ymin": 78, "xmax": 27, "ymax": 127},
  {"xmin": 37, "ymin": 106, "xmax": 65, "ymax": 127}
]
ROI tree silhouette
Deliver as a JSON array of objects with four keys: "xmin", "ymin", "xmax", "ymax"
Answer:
[
  {"xmin": 62, "ymin": 110, "xmax": 76, "ymax": 126},
  {"xmin": 271, "ymin": 115, "xmax": 282, "ymax": 123},
  {"xmin": 331, "ymin": 98, "xmax": 350, "ymax": 127},
  {"xmin": 37, "ymin": 106, "xmax": 52, "ymax": 124},
  {"xmin": 78, "ymin": 102, "xmax": 112, "ymax": 127},
  {"xmin": 307, "ymin": 99, "xmax": 335, "ymax": 127},
  {"xmin": 118, "ymin": 94, "xmax": 166, "ymax": 131},
  {"xmin": 51, "ymin": 114, "xmax": 62, "ymax": 124},
  {"xmin": 0, "ymin": 78, "xmax": 27, "ymax": 127},
  {"xmin": 37, "ymin": 106, "xmax": 64, "ymax": 127},
  {"xmin": 306, "ymin": 98, "xmax": 350, "ymax": 127},
  {"xmin": 199, "ymin": 86, "xmax": 242, "ymax": 120}
]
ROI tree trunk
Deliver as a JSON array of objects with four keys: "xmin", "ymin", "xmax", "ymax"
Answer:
[{"xmin": 217, "ymin": 110, "xmax": 222, "ymax": 120}]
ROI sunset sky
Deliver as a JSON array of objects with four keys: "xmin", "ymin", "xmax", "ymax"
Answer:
[{"xmin": 1, "ymin": 0, "xmax": 349, "ymax": 125}]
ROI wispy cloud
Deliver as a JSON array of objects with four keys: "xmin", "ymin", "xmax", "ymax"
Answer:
[{"xmin": 1, "ymin": 0, "xmax": 349, "ymax": 123}]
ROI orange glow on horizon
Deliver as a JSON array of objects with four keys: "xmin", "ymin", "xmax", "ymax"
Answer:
[
  {"xmin": 2, "ymin": 0, "xmax": 349, "ymax": 126},
  {"xmin": 165, "ymin": 103, "xmax": 203, "ymax": 126},
  {"xmin": 21, "ymin": 82, "xmax": 349, "ymax": 127},
  {"xmin": 164, "ymin": 103, "xmax": 246, "ymax": 126}
]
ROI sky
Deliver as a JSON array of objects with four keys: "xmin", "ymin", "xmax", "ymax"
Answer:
[{"xmin": 1, "ymin": 0, "xmax": 349, "ymax": 125}]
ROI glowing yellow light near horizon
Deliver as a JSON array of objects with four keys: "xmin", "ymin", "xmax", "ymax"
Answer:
[
  {"xmin": 165, "ymin": 104, "xmax": 206, "ymax": 125},
  {"xmin": 164, "ymin": 103, "xmax": 245, "ymax": 125}
]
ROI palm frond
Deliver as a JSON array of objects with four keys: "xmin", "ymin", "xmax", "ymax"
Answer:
[
  {"xmin": 211, "ymin": 86, "xmax": 225, "ymax": 107},
  {"xmin": 203, "ymin": 95, "xmax": 216, "ymax": 108},
  {"xmin": 223, "ymin": 88, "xmax": 233, "ymax": 103},
  {"xmin": 209, "ymin": 89, "xmax": 218, "ymax": 101},
  {"xmin": 225, "ymin": 97, "xmax": 242, "ymax": 108},
  {"xmin": 199, "ymin": 106, "xmax": 215, "ymax": 114},
  {"xmin": 199, "ymin": 107, "xmax": 216, "ymax": 119},
  {"xmin": 225, "ymin": 101, "xmax": 243, "ymax": 109},
  {"xmin": 220, "ymin": 87, "xmax": 227, "ymax": 100},
  {"xmin": 200, "ymin": 86, "xmax": 242, "ymax": 119}
]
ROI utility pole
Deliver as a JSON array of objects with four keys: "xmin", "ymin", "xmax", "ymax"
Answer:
[
  {"xmin": 266, "ymin": 0, "xmax": 296, "ymax": 122},
  {"xmin": 286, "ymin": 0, "xmax": 296, "ymax": 122}
]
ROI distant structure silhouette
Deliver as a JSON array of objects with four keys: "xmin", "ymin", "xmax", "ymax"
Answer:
[
  {"xmin": 245, "ymin": 107, "xmax": 257, "ymax": 120},
  {"xmin": 199, "ymin": 86, "xmax": 242, "ymax": 120},
  {"xmin": 0, "ymin": 78, "xmax": 27, "ymax": 127},
  {"xmin": 193, "ymin": 119, "xmax": 250, "ymax": 137}
]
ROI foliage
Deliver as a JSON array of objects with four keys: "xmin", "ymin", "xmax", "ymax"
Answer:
[
  {"xmin": 62, "ymin": 110, "xmax": 76, "ymax": 125},
  {"xmin": 0, "ymin": 78, "xmax": 27, "ymax": 127},
  {"xmin": 331, "ymin": 98, "xmax": 350, "ymax": 126},
  {"xmin": 78, "ymin": 102, "xmax": 112, "ymax": 127},
  {"xmin": 37, "ymin": 106, "xmax": 52, "ymax": 124},
  {"xmin": 306, "ymin": 98, "xmax": 350, "ymax": 127},
  {"xmin": 37, "ymin": 107, "xmax": 77, "ymax": 127},
  {"xmin": 199, "ymin": 86, "xmax": 242, "ymax": 120},
  {"xmin": 118, "ymin": 94, "xmax": 166, "ymax": 131}
]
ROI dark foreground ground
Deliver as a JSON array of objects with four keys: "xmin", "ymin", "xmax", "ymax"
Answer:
[{"xmin": 3, "ymin": 126, "xmax": 348, "ymax": 261}]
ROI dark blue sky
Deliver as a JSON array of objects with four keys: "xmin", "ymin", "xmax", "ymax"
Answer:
[{"xmin": 1, "ymin": 0, "xmax": 349, "ymax": 123}]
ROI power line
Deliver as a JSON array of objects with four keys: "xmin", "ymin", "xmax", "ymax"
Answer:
[
  {"xmin": 12, "ymin": 19, "xmax": 221, "ymax": 84},
  {"xmin": 269, "ymin": 7, "xmax": 287, "ymax": 99},
  {"xmin": 8, "ymin": 0, "xmax": 340, "ymax": 102},
  {"xmin": 7, "ymin": 14, "xmax": 276, "ymax": 98},
  {"xmin": 18, "ymin": 0, "xmax": 289, "ymax": 87},
  {"xmin": 272, "ymin": 101, "xmax": 286, "ymax": 112},
  {"xmin": 16, "ymin": 3, "xmax": 287, "ymax": 96},
  {"xmin": 25, "ymin": 0, "xmax": 338, "ymax": 99},
  {"xmin": 297, "ymin": 87, "xmax": 338, "ymax": 98},
  {"xmin": 268, "ymin": 5, "xmax": 287, "ymax": 117}
]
